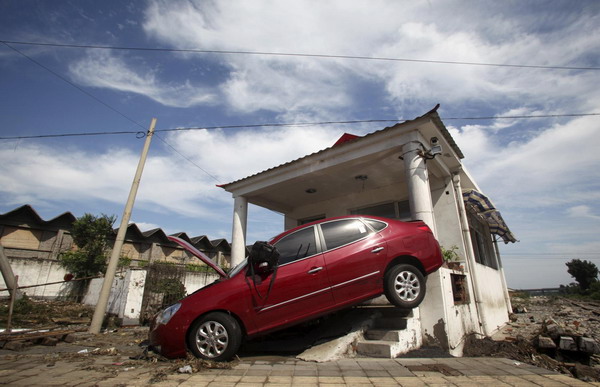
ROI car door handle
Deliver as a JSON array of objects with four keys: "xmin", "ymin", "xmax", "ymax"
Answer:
[
  {"xmin": 371, "ymin": 247, "xmax": 384, "ymax": 253},
  {"xmin": 307, "ymin": 267, "xmax": 323, "ymax": 274}
]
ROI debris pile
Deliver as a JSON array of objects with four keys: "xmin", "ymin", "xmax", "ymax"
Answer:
[
  {"xmin": 0, "ymin": 328, "xmax": 85, "ymax": 351},
  {"xmin": 0, "ymin": 296, "xmax": 94, "ymax": 328},
  {"xmin": 466, "ymin": 296, "xmax": 600, "ymax": 382}
]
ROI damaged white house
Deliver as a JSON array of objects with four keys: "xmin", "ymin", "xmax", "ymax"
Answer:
[{"xmin": 219, "ymin": 105, "xmax": 517, "ymax": 357}]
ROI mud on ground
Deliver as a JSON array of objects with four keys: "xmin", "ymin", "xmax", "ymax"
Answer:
[{"xmin": 1, "ymin": 295, "xmax": 599, "ymax": 382}]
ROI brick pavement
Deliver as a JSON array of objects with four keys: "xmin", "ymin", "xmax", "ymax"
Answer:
[{"xmin": 0, "ymin": 355, "xmax": 598, "ymax": 386}]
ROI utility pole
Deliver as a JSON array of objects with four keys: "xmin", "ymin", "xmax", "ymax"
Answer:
[
  {"xmin": 89, "ymin": 118, "xmax": 157, "ymax": 334},
  {"xmin": 0, "ymin": 246, "xmax": 22, "ymax": 301}
]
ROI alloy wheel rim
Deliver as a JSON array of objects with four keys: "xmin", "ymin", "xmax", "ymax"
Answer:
[
  {"xmin": 394, "ymin": 270, "xmax": 420, "ymax": 302},
  {"xmin": 196, "ymin": 321, "xmax": 229, "ymax": 358}
]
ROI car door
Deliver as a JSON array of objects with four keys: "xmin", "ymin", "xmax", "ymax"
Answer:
[
  {"xmin": 249, "ymin": 225, "xmax": 335, "ymax": 333},
  {"xmin": 320, "ymin": 218, "xmax": 387, "ymax": 304}
]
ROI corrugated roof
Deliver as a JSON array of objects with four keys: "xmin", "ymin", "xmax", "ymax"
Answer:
[{"xmin": 0, "ymin": 205, "xmax": 230, "ymax": 251}]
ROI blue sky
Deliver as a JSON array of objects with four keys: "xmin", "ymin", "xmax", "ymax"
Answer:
[{"xmin": 1, "ymin": 0, "xmax": 599, "ymax": 289}]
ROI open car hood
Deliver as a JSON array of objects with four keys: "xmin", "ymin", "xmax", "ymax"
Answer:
[{"xmin": 167, "ymin": 236, "xmax": 228, "ymax": 279}]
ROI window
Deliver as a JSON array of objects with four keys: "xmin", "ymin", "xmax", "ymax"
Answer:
[
  {"xmin": 351, "ymin": 200, "xmax": 411, "ymax": 220},
  {"xmin": 467, "ymin": 212, "xmax": 498, "ymax": 269},
  {"xmin": 274, "ymin": 226, "xmax": 318, "ymax": 265},
  {"xmin": 320, "ymin": 219, "xmax": 370, "ymax": 250},
  {"xmin": 363, "ymin": 219, "xmax": 387, "ymax": 232},
  {"xmin": 451, "ymin": 273, "xmax": 469, "ymax": 304}
]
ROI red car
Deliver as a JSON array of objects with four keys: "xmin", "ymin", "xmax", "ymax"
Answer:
[{"xmin": 149, "ymin": 216, "xmax": 443, "ymax": 360}]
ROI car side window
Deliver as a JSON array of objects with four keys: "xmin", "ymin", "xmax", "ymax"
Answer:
[
  {"xmin": 364, "ymin": 219, "xmax": 387, "ymax": 232},
  {"xmin": 274, "ymin": 226, "xmax": 318, "ymax": 265},
  {"xmin": 320, "ymin": 219, "xmax": 370, "ymax": 251}
]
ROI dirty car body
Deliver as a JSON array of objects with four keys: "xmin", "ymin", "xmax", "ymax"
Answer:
[{"xmin": 149, "ymin": 216, "xmax": 443, "ymax": 360}]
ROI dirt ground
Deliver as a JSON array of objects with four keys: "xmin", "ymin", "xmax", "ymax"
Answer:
[
  {"xmin": 1, "ymin": 295, "xmax": 599, "ymax": 383},
  {"xmin": 463, "ymin": 295, "xmax": 600, "ymax": 382}
]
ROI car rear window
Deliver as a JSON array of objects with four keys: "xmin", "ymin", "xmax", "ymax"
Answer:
[
  {"xmin": 320, "ymin": 219, "xmax": 370, "ymax": 250},
  {"xmin": 274, "ymin": 226, "xmax": 318, "ymax": 265},
  {"xmin": 364, "ymin": 219, "xmax": 387, "ymax": 232}
]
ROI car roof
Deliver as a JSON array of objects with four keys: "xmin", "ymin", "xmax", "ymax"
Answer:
[{"xmin": 269, "ymin": 215, "xmax": 391, "ymax": 244}]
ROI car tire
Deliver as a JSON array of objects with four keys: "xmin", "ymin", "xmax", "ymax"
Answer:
[
  {"xmin": 187, "ymin": 312, "xmax": 242, "ymax": 361},
  {"xmin": 384, "ymin": 264, "xmax": 426, "ymax": 308}
]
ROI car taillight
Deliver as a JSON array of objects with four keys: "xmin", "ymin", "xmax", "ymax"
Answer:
[{"xmin": 417, "ymin": 224, "xmax": 433, "ymax": 233}]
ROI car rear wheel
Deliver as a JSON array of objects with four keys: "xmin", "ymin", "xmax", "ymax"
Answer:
[
  {"xmin": 187, "ymin": 312, "xmax": 242, "ymax": 361},
  {"xmin": 384, "ymin": 264, "xmax": 426, "ymax": 308}
]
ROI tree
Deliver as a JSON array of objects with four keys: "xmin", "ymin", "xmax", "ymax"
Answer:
[
  {"xmin": 565, "ymin": 259, "xmax": 599, "ymax": 291},
  {"xmin": 59, "ymin": 213, "xmax": 116, "ymax": 300}
]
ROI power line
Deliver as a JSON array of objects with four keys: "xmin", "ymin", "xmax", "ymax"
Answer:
[
  {"xmin": 443, "ymin": 113, "xmax": 600, "ymax": 120},
  {"xmin": 156, "ymin": 113, "xmax": 600, "ymax": 133},
  {"xmin": 2, "ymin": 39, "xmax": 599, "ymax": 71},
  {"xmin": 1, "ymin": 41, "xmax": 146, "ymax": 130},
  {"xmin": 2, "ymin": 113, "xmax": 599, "ymax": 141},
  {"xmin": 0, "ymin": 41, "xmax": 218, "ymax": 179},
  {"xmin": 0, "ymin": 130, "xmax": 143, "ymax": 140},
  {"xmin": 154, "ymin": 133, "xmax": 220, "ymax": 183}
]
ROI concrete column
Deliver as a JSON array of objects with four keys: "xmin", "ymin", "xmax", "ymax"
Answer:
[
  {"xmin": 231, "ymin": 195, "xmax": 248, "ymax": 266},
  {"xmin": 401, "ymin": 140, "xmax": 437, "ymax": 235}
]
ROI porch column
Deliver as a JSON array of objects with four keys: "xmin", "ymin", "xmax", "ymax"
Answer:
[
  {"xmin": 401, "ymin": 140, "xmax": 437, "ymax": 235},
  {"xmin": 230, "ymin": 195, "xmax": 248, "ymax": 266}
]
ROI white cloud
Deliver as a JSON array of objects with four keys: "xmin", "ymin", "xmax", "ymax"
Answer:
[
  {"xmin": 140, "ymin": 1, "xmax": 599, "ymax": 115},
  {"xmin": 4, "ymin": 0, "xmax": 600, "ymax": 288},
  {"xmin": 451, "ymin": 114, "xmax": 600, "ymax": 209},
  {"xmin": 0, "ymin": 123, "xmax": 342, "ymax": 223},
  {"xmin": 69, "ymin": 50, "xmax": 217, "ymax": 108},
  {"xmin": 0, "ymin": 142, "xmax": 227, "ymax": 219},
  {"xmin": 165, "ymin": 125, "xmax": 341, "ymax": 183},
  {"xmin": 567, "ymin": 205, "xmax": 600, "ymax": 221}
]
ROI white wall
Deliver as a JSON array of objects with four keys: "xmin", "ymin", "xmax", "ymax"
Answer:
[
  {"xmin": 83, "ymin": 270, "xmax": 134, "ymax": 322},
  {"xmin": 0, "ymin": 258, "xmax": 70, "ymax": 298},
  {"xmin": 1, "ymin": 256, "xmax": 220, "ymax": 325},
  {"xmin": 285, "ymin": 182, "xmax": 409, "ymax": 229},
  {"xmin": 474, "ymin": 263, "xmax": 510, "ymax": 335},
  {"xmin": 83, "ymin": 269, "xmax": 220, "ymax": 325},
  {"xmin": 431, "ymin": 177, "xmax": 466, "ymax": 258},
  {"xmin": 184, "ymin": 271, "xmax": 221, "ymax": 294}
]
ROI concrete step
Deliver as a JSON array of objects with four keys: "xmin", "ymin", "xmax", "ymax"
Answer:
[
  {"xmin": 356, "ymin": 308, "xmax": 422, "ymax": 358},
  {"xmin": 365, "ymin": 329, "xmax": 403, "ymax": 341},
  {"xmin": 356, "ymin": 340, "xmax": 397, "ymax": 358}
]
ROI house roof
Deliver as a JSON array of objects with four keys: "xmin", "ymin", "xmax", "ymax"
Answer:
[
  {"xmin": 0, "ymin": 204, "xmax": 77, "ymax": 229},
  {"xmin": 219, "ymin": 104, "xmax": 463, "ymax": 190}
]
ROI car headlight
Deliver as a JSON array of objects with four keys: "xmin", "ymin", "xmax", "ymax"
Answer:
[{"xmin": 156, "ymin": 302, "xmax": 181, "ymax": 325}]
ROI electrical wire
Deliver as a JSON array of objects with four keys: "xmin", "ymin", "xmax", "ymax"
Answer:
[
  {"xmin": 2, "ymin": 39, "xmax": 599, "ymax": 71},
  {"xmin": 154, "ymin": 133, "xmax": 220, "ymax": 183},
  {"xmin": 1, "ymin": 41, "xmax": 146, "ymax": 130},
  {"xmin": 2, "ymin": 113, "xmax": 599, "ymax": 141}
]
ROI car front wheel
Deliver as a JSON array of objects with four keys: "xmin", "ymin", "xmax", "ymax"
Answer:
[
  {"xmin": 384, "ymin": 264, "xmax": 426, "ymax": 308},
  {"xmin": 187, "ymin": 312, "xmax": 242, "ymax": 361}
]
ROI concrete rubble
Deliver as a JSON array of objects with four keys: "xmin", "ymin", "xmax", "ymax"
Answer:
[{"xmin": 484, "ymin": 295, "xmax": 600, "ymax": 382}]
